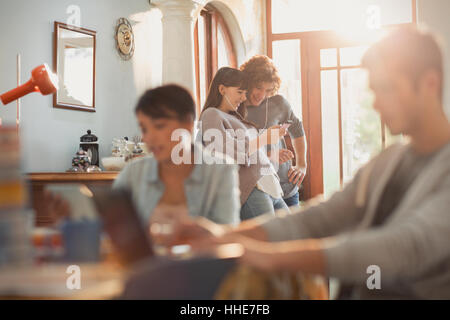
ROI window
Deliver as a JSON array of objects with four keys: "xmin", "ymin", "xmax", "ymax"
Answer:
[
  {"xmin": 194, "ymin": 5, "xmax": 237, "ymax": 116},
  {"xmin": 267, "ymin": 0, "xmax": 415, "ymax": 199},
  {"xmin": 272, "ymin": 40, "xmax": 302, "ymax": 119},
  {"xmin": 272, "ymin": 0, "xmax": 414, "ymax": 34}
]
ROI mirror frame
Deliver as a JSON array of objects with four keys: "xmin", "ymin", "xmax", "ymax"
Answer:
[{"xmin": 53, "ymin": 21, "xmax": 96, "ymax": 112}]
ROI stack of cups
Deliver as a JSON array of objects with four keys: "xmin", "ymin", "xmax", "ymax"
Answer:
[{"xmin": 0, "ymin": 126, "xmax": 33, "ymax": 266}]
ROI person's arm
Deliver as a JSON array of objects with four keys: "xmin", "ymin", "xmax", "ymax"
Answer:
[
  {"xmin": 288, "ymin": 135, "xmax": 307, "ymax": 186},
  {"xmin": 248, "ymin": 125, "xmax": 288, "ymax": 155},
  {"xmin": 238, "ymin": 237, "xmax": 326, "ymax": 275},
  {"xmin": 224, "ymin": 167, "xmax": 362, "ymax": 243},
  {"xmin": 248, "ymin": 163, "xmax": 367, "ymax": 242},
  {"xmin": 242, "ymin": 175, "xmax": 450, "ymax": 281},
  {"xmin": 173, "ymin": 162, "xmax": 368, "ymax": 248},
  {"xmin": 276, "ymin": 95, "xmax": 308, "ymax": 186},
  {"xmin": 267, "ymin": 148, "xmax": 294, "ymax": 165},
  {"xmin": 185, "ymin": 164, "xmax": 366, "ymax": 247},
  {"xmin": 200, "ymin": 110, "xmax": 286, "ymax": 162},
  {"xmin": 323, "ymin": 179, "xmax": 450, "ymax": 284},
  {"xmin": 200, "ymin": 111, "xmax": 252, "ymax": 163},
  {"xmin": 172, "ymin": 144, "xmax": 397, "ymax": 248},
  {"xmin": 228, "ymin": 215, "xmax": 272, "ymax": 240}
]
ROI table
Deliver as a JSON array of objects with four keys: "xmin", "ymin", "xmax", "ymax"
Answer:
[{"xmin": 0, "ymin": 262, "xmax": 124, "ymax": 300}]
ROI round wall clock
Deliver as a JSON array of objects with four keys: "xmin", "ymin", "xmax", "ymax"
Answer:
[{"xmin": 115, "ymin": 18, "xmax": 135, "ymax": 60}]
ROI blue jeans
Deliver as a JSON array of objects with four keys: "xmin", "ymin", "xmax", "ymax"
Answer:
[
  {"xmin": 240, "ymin": 188, "xmax": 290, "ymax": 221},
  {"xmin": 283, "ymin": 192, "xmax": 299, "ymax": 208}
]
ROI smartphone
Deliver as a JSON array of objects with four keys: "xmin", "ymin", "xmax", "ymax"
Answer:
[
  {"xmin": 281, "ymin": 121, "xmax": 292, "ymax": 130},
  {"xmin": 91, "ymin": 186, "xmax": 154, "ymax": 265}
]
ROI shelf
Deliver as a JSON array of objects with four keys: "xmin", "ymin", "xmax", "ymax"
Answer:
[{"xmin": 26, "ymin": 172, "xmax": 119, "ymax": 183}]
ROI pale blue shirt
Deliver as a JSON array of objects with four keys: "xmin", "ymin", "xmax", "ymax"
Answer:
[{"xmin": 112, "ymin": 144, "xmax": 240, "ymax": 225}]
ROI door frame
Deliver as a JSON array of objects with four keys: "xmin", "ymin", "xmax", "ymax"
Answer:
[{"xmin": 266, "ymin": 0, "xmax": 417, "ymax": 200}]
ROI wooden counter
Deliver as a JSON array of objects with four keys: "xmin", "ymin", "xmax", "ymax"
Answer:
[
  {"xmin": 27, "ymin": 172, "xmax": 119, "ymax": 183},
  {"xmin": 26, "ymin": 172, "xmax": 119, "ymax": 226}
]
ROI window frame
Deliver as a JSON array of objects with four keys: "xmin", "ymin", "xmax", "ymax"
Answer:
[{"xmin": 194, "ymin": 5, "xmax": 238, "ymax": 116}]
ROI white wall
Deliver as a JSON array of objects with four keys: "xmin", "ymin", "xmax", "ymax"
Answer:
[
  {"xmin": 0, "ymin": 0, "xmax": 162, "ymax": 172},
  {"xmin": 0, "ymin": 0, "xmax": 264, "ymax": 172},
  {"xmin": 417, "ymin": 0, "xmax": 450, "ymax": 118},
  {"xmin": 212, "ymin": 0, "xmax": 266, "ymax": 61}
]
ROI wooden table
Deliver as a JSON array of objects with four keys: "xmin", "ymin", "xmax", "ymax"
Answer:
[
  {"xmin": 0, "ymin": 262, "xmax": 124, "ymax": 299},
  {"xmin": 26, "ymin": 172, "xmax": 119, "ymax": 226}
]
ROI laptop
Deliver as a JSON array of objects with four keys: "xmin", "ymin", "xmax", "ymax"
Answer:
[
  {"xmin": 89, "ymin": 186, "xmax": 155, "ymax": 266},
  {"xmin": 48, "ymin": 184, "xmax": 240, "ymax": 298},
  {"xmin": 90, "ymin": 186, "xmax": 241, "ymax": 299}
]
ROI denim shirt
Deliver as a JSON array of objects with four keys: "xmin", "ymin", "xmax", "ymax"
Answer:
[{"xmin": 112, "ymin": 144, "xmax": 240, "ymax": 225}]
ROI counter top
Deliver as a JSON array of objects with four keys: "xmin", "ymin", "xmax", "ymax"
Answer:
[{"xmin": 26, "ymin": 172, "xmax": 119, "ymax": 182}]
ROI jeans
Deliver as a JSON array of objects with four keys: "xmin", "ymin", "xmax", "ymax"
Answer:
[
  {"xmin": 283, "ymin": 192, "xmax": 299, "ymax": 208},
  {"xmin": 240, "ymin": 188, "xmax": 290, "ymax": 221}
]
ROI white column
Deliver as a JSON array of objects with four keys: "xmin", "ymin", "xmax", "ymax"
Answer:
[{"xmin": 152, "ymin": 0, "xmax": 205, "ymax": 96}]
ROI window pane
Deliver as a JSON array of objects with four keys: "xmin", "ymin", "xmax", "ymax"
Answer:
[
  {"xmin": 198, "ymin": 15, "xmax": 207, "ymax": 110},
  {"xmin": 341, "ymin": 69, "xmax": 381, "ymax": 183},
  {"xmin": 320, "ymin": 48, "xmax": 337, "ymax": 68},
  {"xmin": 217, "ymin": 24, "xmax": 231, "ymax": 69},
  {"xmin": 272, "ymin": 40, "xmax": 302, "ymax": 118},
  {"xmin": 340, "ymin": 46, "xmax": 369, "ymax": 67},
  {"xmin": 321, "ymin": 70, "xmax": 340, "ymax": 198},
  {"xmin": 272, "ymin": 0, "xmax": 413, "ymax": 34}
]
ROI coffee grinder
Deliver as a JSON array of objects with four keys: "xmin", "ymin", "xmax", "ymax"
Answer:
[{"xmin": 80, "ymin": 130, "xmax": 99, "ymax": 166}]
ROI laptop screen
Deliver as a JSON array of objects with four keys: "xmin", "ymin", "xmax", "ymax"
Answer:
[{"xmin": 90, "ymin": 187, "xmax": 154, "ymax": 266}]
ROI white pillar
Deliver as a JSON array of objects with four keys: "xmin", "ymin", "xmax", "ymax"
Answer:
[{"xmin": 152, "ymin": 0, "xmax": 205, "ymax": 96}]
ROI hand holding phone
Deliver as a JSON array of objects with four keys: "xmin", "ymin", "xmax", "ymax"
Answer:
[
  {"xmin": 281, "ymin": 121, "xmax": 292, "ymax": 130},
  {"xmin": 281, "ymin": 123, "xmax": 291, "ymax": 130}
]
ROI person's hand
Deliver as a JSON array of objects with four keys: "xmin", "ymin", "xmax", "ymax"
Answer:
[
  {"xmin": 149, "ymin": 204, "xmax": 190, "ymax": 247},
  {"xmin": 179, "ymin": 224, "xmax": 283, "ymax": 272},
  {"xmin": 150, "ymin": 215, "xmax": 228, "ymax": 248},
  {"xmin": 186, "ymin": 229, "xmax": 280, "ymax": 271},
  {"xmin": 262, "ymin": 125, "xmax": 288, "ymax": 146},
  {"xmin": 202, "ymin": 234, "xmax": 280, "ymax": 272},
  {"xmin": 41, "ymin": 190, "xmax": 71, "ymax": 225},
  {"xmin": 268, "ymin": 148, "xmax": 294, "ymax": 164},
  {"xmin": 239, "ymin": 239, "xmax": 280, "ymax": 272},
  {"xmin": 288, "ymin": 164, "xmax": 307, "ymax": 187}
]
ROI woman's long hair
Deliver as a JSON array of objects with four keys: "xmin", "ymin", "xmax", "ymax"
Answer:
[{"xmin": 201, "ymin": 67, "xmax": 257, "ymax": 128}]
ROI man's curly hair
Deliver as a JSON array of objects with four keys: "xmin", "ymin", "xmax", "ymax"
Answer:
[{"xmin": 239, "ymin": 55, "xmax": 281, "ymax": 96}]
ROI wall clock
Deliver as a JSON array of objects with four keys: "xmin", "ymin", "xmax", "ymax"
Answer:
[{"xmin": 115, "ymin": 18, "xmax": 135, "ymax": 60}]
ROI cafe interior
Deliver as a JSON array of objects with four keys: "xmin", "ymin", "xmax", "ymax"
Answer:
[{"xmin": 0, "ymin": 0, "xmax": 449, "ymax": 300}]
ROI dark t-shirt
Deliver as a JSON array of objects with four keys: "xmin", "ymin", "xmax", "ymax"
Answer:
[
  {"xmin": 245, "ymin": 95, "xmax": 305, "ymax": 199},
  {"xmin": 372, "ymin": 146, "xmax": 438, "ymax": 226},
  {"xmin": 339, "ymin": 145, "xmax": 439, "ymax": 299}
]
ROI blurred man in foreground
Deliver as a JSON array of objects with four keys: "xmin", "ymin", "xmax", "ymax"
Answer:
[{"xmin": 165, "ymin": 26, "xmax": 450, "ymax": 299}]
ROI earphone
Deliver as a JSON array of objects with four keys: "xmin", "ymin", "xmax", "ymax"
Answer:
[
  {"xmin": 223, "ymin": 93, "xmax": 249, "ymax": 123},
  {"xmin": 223, "ymin": 91, "xmax": 270, "ymax": 128},
  {"xmin": 263, "ymin": 98, "xmax": 269, "ymax": 130},
  {"xmin": 223, "ymin": 94, "xmax": 238, "ymax": 111}
]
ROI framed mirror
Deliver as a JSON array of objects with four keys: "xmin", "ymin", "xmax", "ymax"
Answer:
[{"xmin": 53, "ymin": 22, "xmax": 96, "ymax": 112}]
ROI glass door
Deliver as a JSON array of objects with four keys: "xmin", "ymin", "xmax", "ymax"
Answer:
[{"xmin": 305, "ymin": 35, "xmax": 402, "ymax": 199}]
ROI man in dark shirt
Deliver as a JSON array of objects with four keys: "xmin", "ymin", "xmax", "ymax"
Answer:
[{"xmin": 169, "ymin": 26, "xmax": 450, "ymax": 299}]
